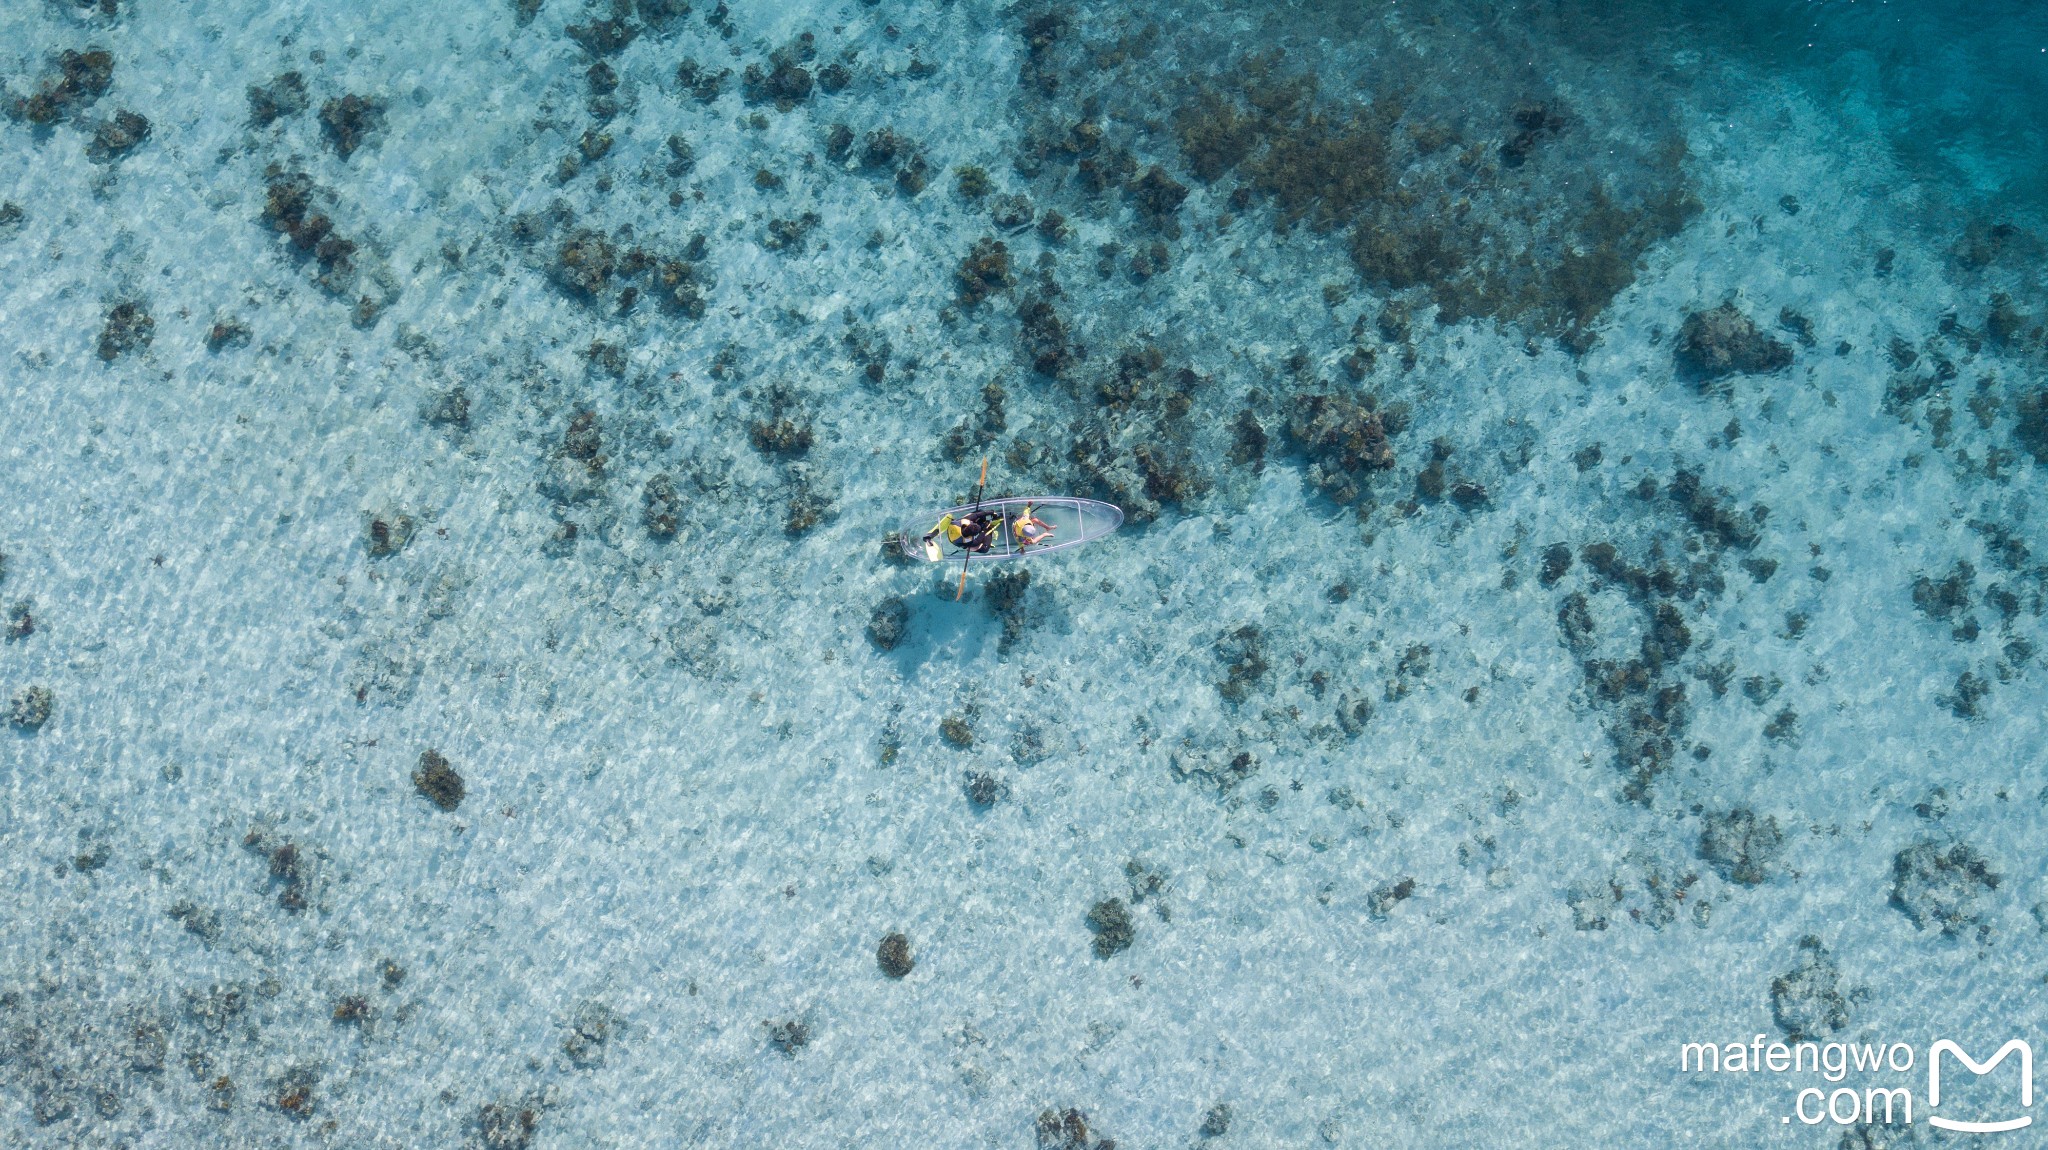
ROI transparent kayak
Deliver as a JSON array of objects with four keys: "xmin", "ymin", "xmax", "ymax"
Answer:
[{"xmin": 899, "ymin": 497, "xmax": 1123, "ymax": 564}]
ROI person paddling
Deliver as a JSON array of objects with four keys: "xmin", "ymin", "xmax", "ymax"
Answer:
[{"xmin": 923, "ymin": 508, "xmax": 1000, "ymax": 554}]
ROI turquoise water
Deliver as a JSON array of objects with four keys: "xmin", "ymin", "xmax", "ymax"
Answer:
[{"xmin": 2, "ymin": 1, "xmax": 2044, "ymax": 1146}]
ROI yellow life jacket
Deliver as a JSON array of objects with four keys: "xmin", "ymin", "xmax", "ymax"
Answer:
[{"xmin": 1015, "ymin": 505, "xmax": 1052, "ymax": 543}]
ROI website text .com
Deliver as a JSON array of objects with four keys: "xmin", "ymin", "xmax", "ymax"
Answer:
[{"xmin": 1680, "ymin": 1037, "xmax": 2033, "ymax": 1132}]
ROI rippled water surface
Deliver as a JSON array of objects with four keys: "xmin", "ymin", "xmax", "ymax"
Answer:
[{"xmin": 2, "ymin": 1, "xmax": 2044, "ymax": 1145}]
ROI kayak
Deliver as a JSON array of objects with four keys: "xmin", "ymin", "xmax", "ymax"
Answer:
[{"xmin": 900, "ymin": 497, "xmax": 1123, "ymax": 564}]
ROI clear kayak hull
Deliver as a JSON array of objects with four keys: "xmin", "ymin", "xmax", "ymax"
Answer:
[{"xmin": 899, "ymin": 497, "xmax": 1123, "ymax": 563}]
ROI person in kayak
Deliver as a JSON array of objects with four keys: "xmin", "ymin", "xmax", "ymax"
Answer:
[
  {"xmin": 1012, "ymin": 503, "xmax": 1055, "ymax": 549},
  {"xmin": 924, "ymin": 508, "xmax": 999, "ymax": 553},
  {"xmin": 951, "ymin": 510, "xmax": 999, "ymax": 553}
]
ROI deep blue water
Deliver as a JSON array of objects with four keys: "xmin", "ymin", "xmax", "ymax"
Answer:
[{"xmin": 1676, "ymin": 0, "xmax": 2048, "ymax": 207}]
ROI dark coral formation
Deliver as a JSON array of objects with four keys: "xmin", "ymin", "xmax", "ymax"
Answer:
[
  {"xmin": 11, "ymin": 48, "xmax": 114, "ymax": 125},
  {"xmin": 1063, "ymin": 348, "xmax": 1211, "ymax": 521},
  {"xmin": 1016, "ymin": 294, "xmax": 1070, "ymax": 376},
  {"xmin": 939, "ymin": 714, "xmax": 974, "ymax": 748},
  {"xmin": 412, "ymin": 749, "xmax": 465, "ymax": 811},
  {"xmin": 676, "ymin": 58, "xmax": 728, "ymax": 103},
  {"xmin": 365, "ymin": 511, "xmax": 414, "ymax": 558},
  {"xmin": 1910, "ymin": 560, "xmax": 1976, "ymax": 642},
  {"xmin": 6, "ymin": 598, "xmax": 35, "ymax": 642},
  {"xmin": 319, "ymin": 94, "xmax": 386, "ymax": 159},
  {"xmin": 1085, "ymin": 897, "xmax": 1135, "ymax": 958},
  {"xmin": 1252, "ymin": 106, "xmax": 1391, "ymax": 229},
  {"xmin": 185, "ymin": 982, "xmax": 247, "ymax": 1035},
  {"xmin": 964, "ymin": 771, "xmax": 1010, "ymax": 808},
  {"xmin": 823, "ymin": 122, "xmax": 855, "ymax": 163},
  {"xmin": 85, "ymin": 109, "xmax": 148, "ymax": 162},
  {"xmin": 1366, "ymin": 876, "xmax": 1417, "ymax": 919},
  {"xmin": 743, "ymin": 42, "xmax": 814, "ymax": 112},
  {"xmin": 566, "ymin": 15, "xmax": 638, "ymax": 56},
  {"xmin": 955, "ymin": 236, "xmax": 1012, "ymax": 307},
  {"xmin": 247, "ymin": 71, "xmax": 308, "ymax": 126},
  {"xmin": 1501, "ymin": 101, "xmax": 1568, "ymax": 168},
  {"xmin": 1538, "ymin": 543, "xmax": 1573, "ymax": 587},
  {"xmin": 1123, "ymin": 860, "xmax": 1171, "ymax": 921},
  {"xmin": 96, "ymin": 300, "xmax": 153, "ymax": 361},
  {"xmin": 261, "ymin": 170, "xmax": 336, "ymax": 252},
  {"xmin": 955, "ymin": 164, "xmax": 993, "ymax": 199},
  {"xmin": 331, "ymin": 995, "xmax": 373, "ymax": 1028},
  {"xmin": 1126, "ymin": 164, "xmax": 1187, "ymax": 233},
  {"xmin": 736, "ymin": 387, "xmax": 831, "ymax": 535},
  {"xmin": 1544, "ymin": 464, "xmax": 1769, "ymax": 801},
  {"xmin": 1769, "ymin": 936, "xmax": 1851, "ymax": 1042},
  {"xmin": 1984, "ymin": 291, "xmax": 2037, "ymax": 347},
  {"xmin": 866, "ymin": 596, "xmax": 908, "ymax": 651},
  {"xmin": 1674, "ymin": 303, "xmax": 1794, "ymax": 384},
  {"xmin": 983, "ymin": 567, "xmax": 1030, "ymax": 651},
  {"xmin": 479, "ymin": 1100, "xmax": 539, "ymax": 1150},
  {"xmin": 1890, "ymin": 840, "xmax": 2000, "ymax": 938},
  {"xmin": 1942, "ymin": 671, "xmax": 1991, "ymax": 720},
  {"xmin": 168, "ymin": 898, "xmax": 223, "ymax": 944},
  {"xmin": 649, "ymin": 245, "xmax": 710, "ymax": 316},
  {"xmin": 206, "ymin": 317, "xmax": 252, "ymax": 352},
  {"xmin": 1698, "ymin": 808, "xmax": 1784, "ymax": 886},
  {"xmin": 642, "ymin": 473, "xmax": 682, "ymax": 538},
  {"xmin": 561, "ymin": 408, "xmax": 605, "ymax": 473},
  {"xmin": 877, "ymin": 932, "xmax": 914, "ymax": 979},
  {"xmin": 747, "ymin": 390, "xmax": 815, "ymax": 457},
  {"xmin": 242, "ymin": 829, "xmax": 312, "ymax": 913},
  {"xmin": 1284, "ymin": 392, "xmax": 1399, "ymax": 506},
  {"xmin": 423, "ymin": 385, "xmax": 470, "ymax": 428},
  {"xmin": 1036, "ymin": 1107, "xmax": 1116, "ymax": 1150},
  {"xmin": 522, "ymin": 209, "xmax": 708, "ymax": 315},
  {"xmin": 1151, "ymin": 43, "xmax": 1695, "ymax": 345},
  {"xmin": 764, "ymin": 211, "xmax": 820, "ymax": 253},
  {"xmin": 664, "ymin": 133, "xmax": 696, "ymax": 177},
  {"xmin": 1668, "ymin": 470, "xmax": 1764, "ymax": 551},
  {"xmin": 259, "ymin": 167, "xmax": 375, "ymax": 313},
  {"xmin": 1213, "ymin": 623, "xmax": 1269, "ymax": 703},
  {"xmin": 846, "ymin": 125, "xmax": 929, "ymax": 194},
  {"xmin": 1567, "ymin": 857, "xmax": 1705, "ymax": 932},
  {"xmin": 941, "ymin": 381, "xmax": 1006, "ymax": 462},
  {"xmin": 765, "ymin": 1018, "xmax": 810, "ymax": 1056},
  {"xmin": 562, "ymin": 1002, "xmax": 615, "ymax": 1068},
  {"xmin": 1172, "ymin": 748, "xmax": 1260, "ymax": 795},
  {"xmin": 271, "ymin": 1064, "xmax": 320, "ymax": 1118},
  {"xmin": 1228, "ymin": 409, "xmax": 1267, "ymax": 470},
  {"xmin": 9, "ymin": 684, "xmax": 54, "ymax": 731},
  {"xmin": 552, "ymin": 228, "xmax": 616, "ymax": 298}
]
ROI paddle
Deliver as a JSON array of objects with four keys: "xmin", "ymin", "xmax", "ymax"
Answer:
[{"xmin": 956, "ymin": 456, "xmax": 988, "ymax": 601}]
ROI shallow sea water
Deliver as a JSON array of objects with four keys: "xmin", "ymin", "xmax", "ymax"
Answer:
[{"xmin": 2, "ymin": 1, "xmax": 2045, "ymax": 1146}]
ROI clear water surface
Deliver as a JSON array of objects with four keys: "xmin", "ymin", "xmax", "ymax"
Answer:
[{"xmin": 2, "ymin": 1, "xmax": 2044, "ymax": 1145}]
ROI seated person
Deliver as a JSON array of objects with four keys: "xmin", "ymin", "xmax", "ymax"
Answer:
[
  {"xmin": 924, "ymin": 509, "xmax": 1000, "ymax": 554},
  {"xmin": 1012, "ymin": 503, "xmax": 1055, "ymax": 549},
  {"xmin": 954, "ymin": 510, "xmax": 999, "ymax": 553}
]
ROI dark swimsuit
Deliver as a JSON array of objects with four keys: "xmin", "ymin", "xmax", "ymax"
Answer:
[{"xmin": 958, "ymin": 521, "xmax": 996, "ymax": 552}]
